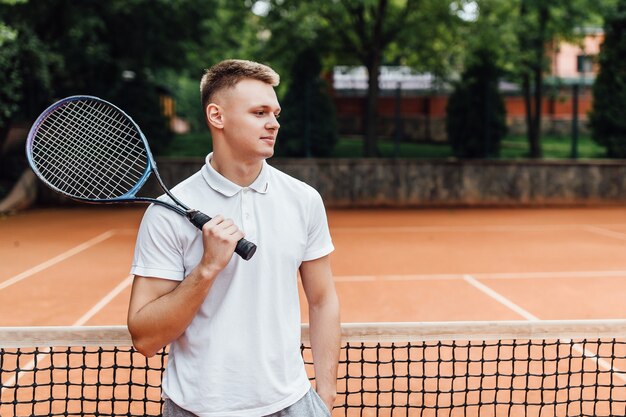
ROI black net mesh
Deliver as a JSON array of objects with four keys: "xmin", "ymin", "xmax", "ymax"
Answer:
[{"xmin": 3, "ymin": 326, "xmax": 626, "ymax": 416}]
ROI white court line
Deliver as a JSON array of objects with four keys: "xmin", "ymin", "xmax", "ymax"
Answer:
[
  {"xmin": 583, "ymin": 225, "xmax": 626, "ymax": 241},
  {"xmin": 0, "ymin": 231, "xmax": 116, "ymax": 292},
  {"xmin": 475, "ymin": 269, "xmax": 626, "ymax": 280},
  {"xmin": 334, "ymin": 269, "xmax": 626, "ymax": 282},
  {"xmin": 110, "ymin": 228, "xmax": 139, "ymax": 236},
  {"xmin": 73, "ymin": 275, "xmax": 134, "ymax": 326},
  {"xmin": 333, "ymin": 275, "xmax": 379, "ymax": 282},
  {"xmin": 334, "ymin": 274, "xmax": 462, "ymax": 282},
  {"xmin": 463, "ymin": 274, "xmax": 626, "ymax": 384},
  {"xmin": 463, "ymin": 274, "xmax": 539, "ymax": 321},
  {"xmin": 1, "ymin": 275, "xmax": 134, "ymax": 390},
  {"xmin": 331, "ymin": 224, "xmax": 623, "ymax": 233}
]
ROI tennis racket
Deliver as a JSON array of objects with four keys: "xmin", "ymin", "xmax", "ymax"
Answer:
[{"xmin": 25, "ymin": 95, "xmax": 257, "ymax": 260}]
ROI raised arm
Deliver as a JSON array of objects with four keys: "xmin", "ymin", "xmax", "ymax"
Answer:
[{"xmin": 127, "ymin": 215, "xmax": 244, "ymax": 357}]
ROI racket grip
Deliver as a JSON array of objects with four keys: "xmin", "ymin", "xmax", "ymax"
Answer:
[
  {"xmin": 187, "ymin": 210, "xmax": 257, "ymax": 260},
  {"xmin": 235, "ymin": 239, "xmax": 257, "ymax": 261}
]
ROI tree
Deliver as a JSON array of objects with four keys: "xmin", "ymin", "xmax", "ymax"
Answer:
[
  {"xmin": 275, "ymin": 48, "xmax": 339, "ymax": 157},
  {"xmin": 446, "ymin": 48, "xmax": 507, "ymax": 158},
  {"xmin": 0, "ymin": 0, "xmax": 244, "ymax": 154},
  {"xmin": 513, "ymin": 0, "xmax": 600, "ymax": 158},
  {"xmin": 0, "ymin": 0, "xmax": 51, "ymax": 202},
  {"xmin": 0, "ymin": 0, "xmax": 31, "ymax": 149},
  {"xmin": 263, "ymin": 0, "xmax": 460, "ymax": 157},
  {"xmin": 162, "ymin": 1, "xmax": 265, "ymax": 135},
  {"xmin": 445, "ymin": 0, "xmax": 515, "ymax": 159},
  {"xmin": 0, "ymin": 25, "xmax": 21, "ymax": 145},
  {"xmin": 589, "ymin": 1, "xmax": 626, "ymax": 157}
]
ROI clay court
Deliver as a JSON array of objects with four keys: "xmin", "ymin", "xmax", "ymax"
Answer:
[
  {"xmin": 2, "ymin": 205, "xmax": 626, "ymax": 326},
  {"xmin": 3, "ymin": 206, "xmax": 626, "ymax": 416}
]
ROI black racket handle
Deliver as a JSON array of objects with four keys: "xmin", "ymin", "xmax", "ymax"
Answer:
[{"xmin": 187, "ymin": 210, "xmax": 257, "ymax": 261}]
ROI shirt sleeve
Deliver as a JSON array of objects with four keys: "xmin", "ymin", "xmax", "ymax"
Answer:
[
  {"xmin": 130, "ymin": 204, "xmax": 187, "ymax": 281},
  {"xmin": 302, "ymin": 189, "xmax": 334, "ymax": 262}
]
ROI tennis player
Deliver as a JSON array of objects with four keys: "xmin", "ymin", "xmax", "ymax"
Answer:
[{"xmin": 127, "ymin": 59, "xmax": 340, "ymax": 417}]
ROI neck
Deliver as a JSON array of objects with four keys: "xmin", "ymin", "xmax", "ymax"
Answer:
[{"xmin": 210, "ymin": 152, "xmax": 263, "ymax": 187}]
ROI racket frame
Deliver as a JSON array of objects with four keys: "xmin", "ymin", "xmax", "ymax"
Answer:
[
  {"xmin": 26, "ymin": 95, "xmax": 257, "ymax": 260},
  {"xmin": 26, "ymin": 95, "xmax": 191, "ymax": 217}
]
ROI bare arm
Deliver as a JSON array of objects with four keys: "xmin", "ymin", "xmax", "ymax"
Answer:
[
  {"xmin": 127, "ymin": 215, "xmax": 244, "ymax": 357},
  {"xmin": 300, "ymin": 255, "xmax": 340, "ymax": 412}
]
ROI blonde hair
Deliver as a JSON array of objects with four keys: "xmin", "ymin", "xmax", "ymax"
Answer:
[{"xmin": 200, "ymin": 59, "xmax": 280, "ymax": 112}]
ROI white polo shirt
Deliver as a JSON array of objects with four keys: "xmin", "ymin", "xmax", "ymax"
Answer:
[{"xmin": 131, "ymin": 153, "xmax": 334, "ymax": 417}]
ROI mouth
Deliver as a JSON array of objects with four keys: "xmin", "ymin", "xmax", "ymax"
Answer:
[{"xmin": 260, "ymin": 136, "xmax": 275, "ymax": 143}]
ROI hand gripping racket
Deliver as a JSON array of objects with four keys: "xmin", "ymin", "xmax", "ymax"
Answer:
[{"xmin": 25, "ymin": 95, "xmax": 257, "ymax": 260}]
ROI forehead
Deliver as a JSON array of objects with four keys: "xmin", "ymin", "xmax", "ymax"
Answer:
[{"xmin": 222, "ymin": 78, "xmax": 280, "ymax": 109}]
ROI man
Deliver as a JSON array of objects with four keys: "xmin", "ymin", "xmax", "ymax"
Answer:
[{"xmin": 127, "ymin": 59, "xmax": 340, "ymax": 417}]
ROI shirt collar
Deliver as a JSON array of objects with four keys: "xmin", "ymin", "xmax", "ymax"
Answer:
[{"xmin": 201, "ymin": 153, "xmax": 270, "ymax": 197}]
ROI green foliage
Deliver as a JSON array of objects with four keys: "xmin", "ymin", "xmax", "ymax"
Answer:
[
  {"xmin": 460, "ymin": 0, "xmax": 518, "ymax": 74},
  {"xmin": 0, "ymin": 29, "xmax": 21, "ymax": 130},
  {"xmin": 0, "ymin": 0, "xmax": 248, "ymax": 154},
  {"xmin": 275, "ymin": 49, "xmax": 339, "ymax": 157},
  {"xmin": 1, "ymin": 0, "xmax": 617, "ymax": 162},
  {"xmin": 161, "ymin": 73, "xmax": 207, "ymax": 134},
  {"xmin": 110, "ymin": 78, "xmax": 172, "ymax": 156},
  {"xmin": 446, "ymin": 49, "xmax": 507, "ymax": 158},
  {"xmin": 589, "ymin": 1, "xmax": 626, "ymax": 157},
  {"xmin": 7, "ymin": 25, "xmax": 55, "ymax": 119},
  {"xmin": 162, "ymin": 133, "xmax": 606, "ymax": 159},
  {"xmin": 262, "ymin": 0, "xmax": 462, "ymax": 157},
  {"xmin": 516, "ymin": 0, "xmax": 601, "ymax": 156},
  {"xmin": 462, "ymin": 0, "xmax": 606, "ymax": 158},
  {"xmin": 500, "ymin": 135, "xmax": 606, "ymax": 159},
  {"xmin": 0, "ymin": 1, "xmax": 25, "ymax": 132},
  {"xmin": 331, "ymin": 138, "xmax": 454, "ymax": 159},
  {"xmin": 163, "ymin": 132, "xmax": 213, "ymax": 157},
  {"xmin": 511, "ymin": 0, "xmax": 601, "ymax": 77},
  {"xmin": 201, "ymin": 2, "xmax": 266, "ymax": 65}
]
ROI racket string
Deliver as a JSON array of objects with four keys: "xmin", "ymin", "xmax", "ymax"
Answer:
[
  {"xmin": 72, "ymin": 102, "xmax": 145, "ymax": 195},
  {"xmin": 31, "ymin": 99, "xmax": 150, "ymax": 200},
  {"xmin": 36, "ymin": 101, "xmax": 146, "ymax": 171},
  {"xmin": 33, "ymin": 121, "xmax": 121, "ymax": 199},
  {"xmin": 95, "ymin": 104, "xmax": 150, "ymax": 194}
]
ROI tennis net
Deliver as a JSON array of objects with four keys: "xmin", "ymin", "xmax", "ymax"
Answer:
[{"xmin": 3, "ymin": 320, "xmax": 626, "ymax": 416}]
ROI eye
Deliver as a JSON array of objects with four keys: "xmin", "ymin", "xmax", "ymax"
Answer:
[{"xmin": 274, "ymin": 113, "xmax": 280, "ymax": 119}]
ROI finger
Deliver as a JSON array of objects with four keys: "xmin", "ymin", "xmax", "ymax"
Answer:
[
  {"xmin": 221, "ymin": 224, "xmax": 242, "ymax": 235},
  {"xmin": 231, "ymin": 229, "xmax": 245, "ymax": 241},
  {"xmin": 211, "ymin": 214, "xmax": 226, "ymax": 225},
  {"xmin": 203, "ymin": 216, "xmax": 236, "ymax": 235},
  {"xmin": 203, "ymin": 214, "xmax": 225, "ymax": 230}
]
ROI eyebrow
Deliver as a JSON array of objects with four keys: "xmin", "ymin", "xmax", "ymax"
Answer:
[{"xmin": 251, "ymin": 104, "xmax": 281, "ymax": 112}]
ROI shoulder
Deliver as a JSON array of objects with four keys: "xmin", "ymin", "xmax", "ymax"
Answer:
[
  {"xmin": 166, "ymin": 169, "xmax": 206, "ymax": 201},
  {"xmin": 267, "ymin": 164, "xmax": 321, "ymax": 201},
  {"xmin": 151, "ymin": 168, "xmax": 211, "ymax": 214},
  {"xmin": 139, "ymin": 202, "xmax": 188, "ymax": 239},
  {"xmin": 140, "ymin": 170, "xmax": 205, "ymax": 237}
]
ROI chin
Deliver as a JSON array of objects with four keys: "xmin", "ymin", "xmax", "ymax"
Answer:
[{"xmin": 259, "ymin": 145, "xmax": 275, "ymax": 159}]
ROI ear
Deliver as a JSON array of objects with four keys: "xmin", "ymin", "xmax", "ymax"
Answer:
[{"xmin": 206, "ymin": 103, "xmax": 224, "ymax": 130}]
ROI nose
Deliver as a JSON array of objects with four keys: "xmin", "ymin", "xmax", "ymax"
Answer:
[{"xmin": 266, "ymin": 114, "xmax": 280, "ymax": 130}]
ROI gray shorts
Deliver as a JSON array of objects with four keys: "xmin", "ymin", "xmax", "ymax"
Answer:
[{"xmin": 163, "ymin": 388, "xmax": 331, "ymax": 417}]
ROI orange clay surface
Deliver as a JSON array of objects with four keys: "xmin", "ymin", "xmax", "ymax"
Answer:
[{"xmin": 2, "ymin": 206, "xmax": 626, "ymax": 327}]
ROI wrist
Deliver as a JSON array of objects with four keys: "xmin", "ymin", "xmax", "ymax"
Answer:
[
  {"xmin": 195, "ymin": 263, "xmax": 221, "ymax": 281},
  {"xmin": 316, "ymin": 387, "xmax": 337, "ymax": 407}
]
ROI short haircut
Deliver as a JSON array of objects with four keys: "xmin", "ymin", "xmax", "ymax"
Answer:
[{"xmin": 200, "ymin": 59, "xmax": 280, "ymax": 112}]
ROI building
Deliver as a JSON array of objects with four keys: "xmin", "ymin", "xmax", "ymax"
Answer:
[{"xmin": 330, "ymin": 28, "xmax": 604, "ymax": 142}]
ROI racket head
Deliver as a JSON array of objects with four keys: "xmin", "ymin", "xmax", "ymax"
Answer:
[{"xmin": 26, "ymin": 95, "xmax": 155, "ymax": 202}]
